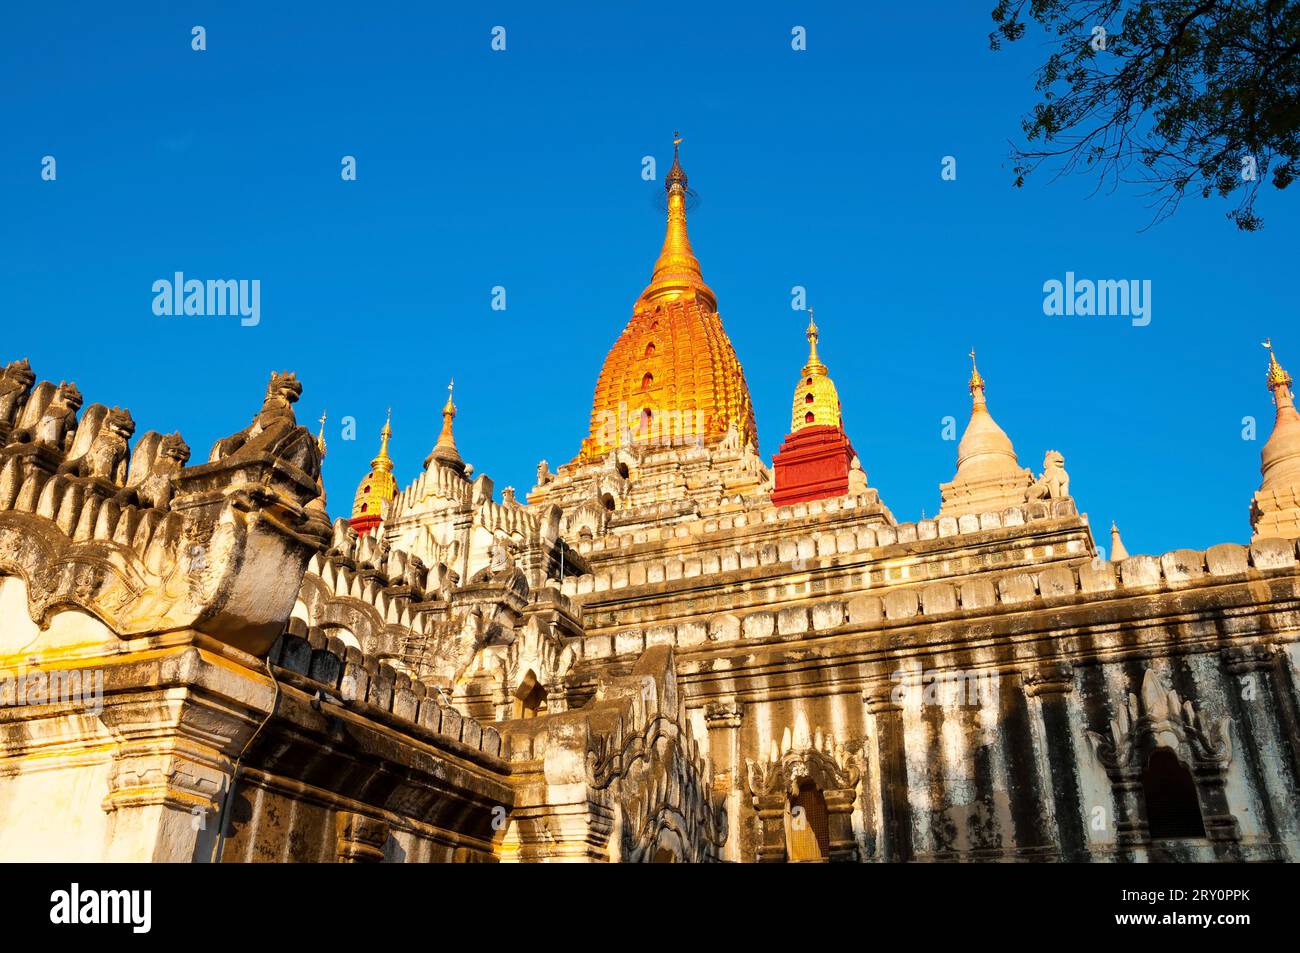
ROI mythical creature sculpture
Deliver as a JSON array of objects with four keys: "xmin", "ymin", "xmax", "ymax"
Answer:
[
  {"xmin": 720, "ymin": 418, "xmax": 741, "ymax": 452},
  {"xmin": 31, "ymin": 382, "xmax": 83, "ymax": 451},
  {"xmin": 0, "ymin": 358, "xmax": 36, "ymax": 429},
  {"xmin": 536, "ymin": 459, "xmax": 553, "ymax": 486},
  {"xmin": 1027, "ymin": 449, "xmax": 1069, "ymax": 501},
  {"xmin": 63, "ymin": 406, "xmax": 136, "ymax": 483},
  {"xmin": 125, "ymin": 432, "xmax": 191, "ymax": 509},
  {"xmin": 208, "ymin": 371, "xmax": 318, "ymax": 475}
]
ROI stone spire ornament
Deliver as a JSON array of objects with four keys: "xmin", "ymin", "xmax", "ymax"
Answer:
[
  {"xmin": 1251, "ymin": 338, "xmax": 1300, "ymax": 538},
  {"xmin": 426, "ymin": 379, "xmax": 465, "ymax": 473},
  {"xmin": 1110, "ymin": 521, "xmax": 1130, "ymax": 561},
  {"xmin": 938, "ymin": 349, "xmax": 1033, "ymax": 518},
  {"xmin": 308, "ymin": 410, "xmax": 328, "ymax": 514}
]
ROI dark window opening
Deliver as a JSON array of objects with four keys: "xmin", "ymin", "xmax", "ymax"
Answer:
[
  {"xmin": 1142, "ymin": 747, "xmax": 1206, "ymax": 839},
  {"xmin": 805, "ymin": 411, "xmax": 815, "ymax": 424}
]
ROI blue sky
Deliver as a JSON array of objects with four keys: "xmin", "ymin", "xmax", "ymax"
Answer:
[{"xmin": 2, "ymin": 2, "xmax": 1294, "ymax": 555}]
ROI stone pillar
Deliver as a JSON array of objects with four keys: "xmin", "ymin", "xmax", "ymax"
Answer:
[
  {"xmin": 1022, "ymin": 661, "xmax": 1089, "ymax": 861},
  {"xmin": 1106, "ymin": 764, "xmax": 1150, "ymax": 861},
  {"xmin": 1223, "ymin": 643, "xmax": 1300, "ymax": 853},
  {"xmin": 864, "ymin": 687, "xmax": 912, "ymax": 862},
  {"xmin": 1191, "ymin": 761, "xmax": 1242, "ymax": 861},
  {"xmin": 96, "ymin": 647, "xmax": 276, "ymax": 862},
  {"xmin": 703, "ymin": 700, "xmax": 743, "ymax": 862},
  {"xmin": 750, "ymin": 792, "xmax": 789, "ymax": 863},
  {"xmin": 823, "ymin": 787, "xmax": 860, "ymax": 862}
]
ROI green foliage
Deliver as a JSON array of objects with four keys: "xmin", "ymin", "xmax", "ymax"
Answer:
[{"xmin": 991, "ymin": 0, "xmax": 1299, "ymax": 229}]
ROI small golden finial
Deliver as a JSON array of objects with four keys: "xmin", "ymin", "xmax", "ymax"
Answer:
[
  {"xmin": 371, "ymin": 407, "xmax": 395, "ymax": 471},
  {"xmin": 443, "ymin": 378, "xmax": 456, "ymax": 415},
  {"xmin": 802, "ymin": 308, "xmax": 826, "ymax": 375},
  {"xmin": 316, "ymin": 410, "xmax": 327, "ymax": 456},
  {"xmin": 1264, "ymin": 337, "xmax": 1293, "ymax": 391},
  {"xmin": 665, "ymin": 131, "xmax": 688, "ymax": 191},
  {"xmin": 968, "ymin": 348, "xmax": 985, "ymax": 395}
]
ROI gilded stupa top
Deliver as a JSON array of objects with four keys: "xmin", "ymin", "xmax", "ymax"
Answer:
[
  {"xmin": 580, "ymin": 135, "xmax": 756, "ymax": 460},
  {"xmin": 351, "ymin": 409, "xmax": 398, "ymax": 522},
  {"xmin": 790, "ymin": 310, "xmax": 842, "ymax": 433},
  {"xmin": 639, "ymin": 133, "xmax": 717, "ymax": 312}
]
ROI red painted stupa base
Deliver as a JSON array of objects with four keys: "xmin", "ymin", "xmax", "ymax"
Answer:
[
  {"xmin": 770, "ymin": 425, "xmax": 856, "ymax": 506},
  {"xmin": 349, "ymin": 514, "xmax": 382, "ymax": 537}
]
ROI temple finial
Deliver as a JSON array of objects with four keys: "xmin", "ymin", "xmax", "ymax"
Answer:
[
  {"xmin": 968, "ymin": 348, "xmax": 986, "ymax": 400},
  {"xmin": 1265, "ymin": 337, "xmax": 1293, "ymax": 393},
  {"xmin": 803, "ymin": 309, "xmax": 825, "ymax": 375},
  {"xmin": 1110, "ymin": 521, "xmax": 1130, "ymax": 561},
  {"xmin": 1254, "ymin": 336, "xmax": 1300, "ymax": 539},
  {"xmin": 316, "ymin": 410, "xmax": 327, "ymax": 457},
  {"xmin": 665, "ymin": 131, "xmax": 687, "ymax": 191},
  {"xmin": 374, "ymin": 408, "xmax": 393, "ymax": 466},
  {"xmin": 641, "ymin": 132, "xmax": 713, "ymax": 309},
  {"xmin": 426, "ymin": 378, "xmax": 464, "ymax": 471}
]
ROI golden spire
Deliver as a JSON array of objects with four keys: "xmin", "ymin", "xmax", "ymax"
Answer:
[
  {"xmin": 426, "ymin": 379, "xmax": 465, "ymax": 470},
  {"xmin": 969, "ymin": 348, "xmax": 986, "ymax": 404},
  {"xmin": 791, "ymin": 310, "xmax": 841, "ymax": 433},
  {"xmin": 316, "ymin": 410, "xmax": 327, "ymax": 457},
  {"xmin": 371, "ymin": 408, "xmax": 394, "ymax": 472},
  {"xmin": 803, "ymin": 308, "xmax": 827, "ymax": 376},
  {"xmin": 640, "ymin": 133, "xmax": 716, "ymax": 312},
  {"xmin": 350, "ymin": 411, "xmax": 399, "ymax": 530},
  {"xmin": 1264, "ymin": 337, "xmax": 1294, "ymax": 397}
]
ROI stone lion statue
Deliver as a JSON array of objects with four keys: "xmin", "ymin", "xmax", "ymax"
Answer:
[
  {"xmin": 64, "ymin": 406, "xmax": 136, "ymax": 483},
  {"xmin": 208, "ymin": 371, "xmax": 319, "ymax": 476},
  {"xmin": 1027, "ymin": 450, "xmax": 1069, "ymax": 501},
  {"xmin": 0, "ymin": 358, "xmax": 36, "ymax": 429}
]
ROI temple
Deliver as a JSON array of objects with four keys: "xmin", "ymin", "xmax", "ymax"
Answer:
[{"xmin": 2, "ymin": 142, "xmax": 1300, "ymax": 863}]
